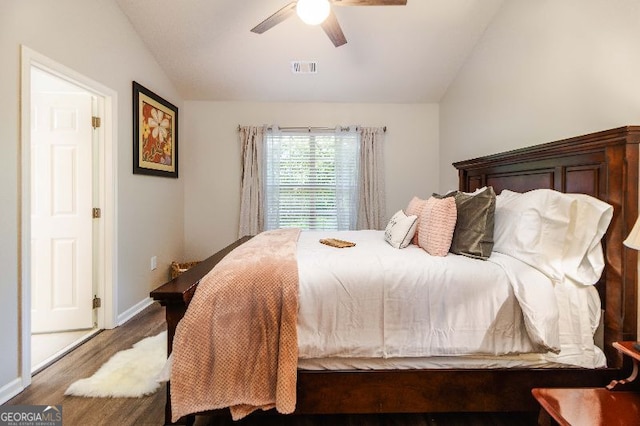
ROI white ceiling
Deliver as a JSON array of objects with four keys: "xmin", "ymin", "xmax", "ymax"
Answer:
[{"xmin": 115, "ymin": 0, "xmax": 504, "ymax": 103}]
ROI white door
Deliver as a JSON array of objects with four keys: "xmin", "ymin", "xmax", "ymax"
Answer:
[{"xmin": 31, "ymin": 85, "xmax": 94, "ymax": 333}]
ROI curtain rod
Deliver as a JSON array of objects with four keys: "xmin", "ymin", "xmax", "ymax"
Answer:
[{"xmin": 237, "ymin": 125, "xmax": 387, "ymax": 133}]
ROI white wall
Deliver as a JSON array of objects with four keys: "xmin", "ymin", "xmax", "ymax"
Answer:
[
  {"xmin": 439, "ymin": 0, "xmax": 640, "ymax": 337},
  {"xmin": 440, "ymin": 0, "xmax": 640, "ymax": 190},
  {"xmin": 0, "ymin": 0, "xmax": 184, "ymax": 398},
  {"xmin": 182, "ymin": 102, "xmax": 438, "ymax": 259}
]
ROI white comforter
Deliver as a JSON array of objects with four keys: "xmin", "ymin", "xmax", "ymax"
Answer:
[{"xmin": 297, "ymin": 230, "xmax": 602, "ymax": 368}]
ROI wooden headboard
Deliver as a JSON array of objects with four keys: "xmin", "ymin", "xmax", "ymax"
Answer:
[{"xmin": 453, "ymin": 126, "xmax": 640, "ymax": 366}]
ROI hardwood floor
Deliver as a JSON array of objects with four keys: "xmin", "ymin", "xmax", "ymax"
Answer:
[
  {"xmin": 5, "ymin": 303, "xmax": 538, "ymax": 426},
  {"xmin": 7, "ymin": 302, "xmax": 167, "ymax": 425}
]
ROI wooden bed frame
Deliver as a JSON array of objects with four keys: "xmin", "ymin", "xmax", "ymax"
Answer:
[{"xmin": 151, "ymin": 126, "xmax": 639, "ymax": 425}]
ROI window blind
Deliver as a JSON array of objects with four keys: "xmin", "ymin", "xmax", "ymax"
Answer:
[{"xmin": 264, "ymin": 130, "xmax": 359, "ymax": 231}]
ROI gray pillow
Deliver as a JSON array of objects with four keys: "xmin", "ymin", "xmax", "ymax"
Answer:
[{"xmin": 435, "ymin": 187, "xmax": 496, "ymax": 260}]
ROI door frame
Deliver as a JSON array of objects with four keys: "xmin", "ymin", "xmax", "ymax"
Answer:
[{"xmin": 19, "ymin": 46, "xmax": 118, "ymax": 387}]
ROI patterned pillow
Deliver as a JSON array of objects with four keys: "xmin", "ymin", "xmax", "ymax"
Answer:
[
  {"xmin": 384, "ymin": 210, "xmax": 418, "ymax": 249},
  {"xmin": 417, "ymin": 196, "xmax": 457, "ymax": 256},
  {"xmin": 405, "ymin": 196, "xmax": 428, "ymax": 245}
]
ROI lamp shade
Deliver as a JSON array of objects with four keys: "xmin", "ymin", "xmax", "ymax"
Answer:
[
  {"xmin": 623, "ymin": 217, "xmax": 640, "ymax": 250},
  {"xmin": 297, "ymin": 0, "xmax": 331, "ymax": 26}
]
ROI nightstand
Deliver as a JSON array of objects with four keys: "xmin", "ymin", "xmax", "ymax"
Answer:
[
  {"xmin": 532, "ymin": 342, "xmax": 640, "ymax": 426},
  {"xmin": 606, "ymin": 341, "xmax": 640, "ymax": 391}
]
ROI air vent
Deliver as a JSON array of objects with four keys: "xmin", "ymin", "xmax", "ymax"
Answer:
[{"xmin": 291, "ymin": 61, "xmax": 318, "ymax": 74}]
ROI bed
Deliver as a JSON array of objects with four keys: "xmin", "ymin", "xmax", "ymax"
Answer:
[{"xmin": 151, "ymin": 126, "xmax": 639, "ymax": 425}]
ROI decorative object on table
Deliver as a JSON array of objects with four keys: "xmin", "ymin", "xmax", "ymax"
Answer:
[
  {"xmin": 132, "ymin": 81, "xmax": 178, "ymax": 178},
  {"xmin": 64, "ymin": 331, "xmax": 167, "ymax": 398},
  {"xmin": 170, "ymin": 261, "xmax": 201, "ymax": 279},
  {"xmin": 319, "ymin": 238, "xmax": 355, "ymax": 248}
]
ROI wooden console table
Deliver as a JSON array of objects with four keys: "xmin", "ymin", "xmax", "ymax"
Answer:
[{"xmin": 532, "ymin": 342, "xmax": 640, "ymax": 425}]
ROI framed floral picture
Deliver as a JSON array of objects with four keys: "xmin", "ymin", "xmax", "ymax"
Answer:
[{"xmin": 132, "ymin": 81, "xmax": 178, "ymax": 178}]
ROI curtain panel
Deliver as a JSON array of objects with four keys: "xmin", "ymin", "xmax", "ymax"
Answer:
[
  {"xmin": 238, "ymin": 125, "xmax": 266, "ymax": 237},
  {"xmin": 357, "ymin": 127, "xmax": 386, "ymax": 230}
]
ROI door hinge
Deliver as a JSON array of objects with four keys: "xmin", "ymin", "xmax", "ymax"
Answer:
[
  {"xmin": 92, "ymin": 207, "xmax": 101, "ymax": 218},
  {"xmin": 92, "ymin": 296, "xmax": 101, "ymax": 309},
  {"xmin": 92, "ymin": 116, "xmax": 101, "ymax": 129}
]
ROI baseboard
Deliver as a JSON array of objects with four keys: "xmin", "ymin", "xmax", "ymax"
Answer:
[
  {"xmin": 117, "ymin": 297, "xmax": 154, "ymax": 326},
  {"xmin": 0, "ymin": 377, "xmax": 24, "ymax": 405}
]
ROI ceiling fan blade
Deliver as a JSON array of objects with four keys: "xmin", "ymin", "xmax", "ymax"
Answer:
[
  {"xmin": 251, "ymin": 2, "xmax": 297, "ymax": 34},
  {"xmin": 321, "ymin": 9, "xmax": 347, "ymax": 47},
  {"xmin": 332, "ymin": 0, "xmax": 407, "ymax": 5}
]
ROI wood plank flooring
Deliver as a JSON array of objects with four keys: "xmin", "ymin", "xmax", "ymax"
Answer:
[
  {"xmin": 5, "ymin": 303, "xmax": 538, "ymax": 426},
  {"xmin": 7, "ymin": 303, "xmax": 167, "ymax": 425}
]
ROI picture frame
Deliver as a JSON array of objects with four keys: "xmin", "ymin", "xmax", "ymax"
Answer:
[{"xmin": 132, "ymin": 81, "xmax": 178, "ymax": 178}]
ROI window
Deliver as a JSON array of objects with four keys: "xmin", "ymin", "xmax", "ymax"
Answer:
[{"xmin": 264, "ymin": 130, "xmax": 359, "ymax": 231}]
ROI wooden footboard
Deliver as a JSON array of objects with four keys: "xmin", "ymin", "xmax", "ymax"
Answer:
[{"xmin": 150, "ymin": 236, "xmax": 251, "ymax": 424}]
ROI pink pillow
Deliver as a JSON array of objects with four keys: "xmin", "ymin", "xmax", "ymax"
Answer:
[
  {"xmin": 418, "ymin": 196, "xmax": 457, "ymax": 256},
  {"xmin": 405, "ymin": 196, "xmax": 428, "ymax": 245}
]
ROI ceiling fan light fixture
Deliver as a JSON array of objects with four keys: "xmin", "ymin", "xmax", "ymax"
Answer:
[{"xmin": 296, "ymin": 0, "xmax": 331, "ymax": 26}]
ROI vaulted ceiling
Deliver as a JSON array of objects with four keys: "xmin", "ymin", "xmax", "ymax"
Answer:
[{"xmin": 115, "ymin": 0, "xmax": 504, "ymax": 103}]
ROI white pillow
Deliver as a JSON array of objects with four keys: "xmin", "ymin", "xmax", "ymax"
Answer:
[
  {"xmin": 384, "ymin": 210, "xmax": 418, "ymax": 249},
  {"xmin": 493, "ymin": 189, "xmax": 576, "ymax": 282},
  {"xmin": 562, "ymin": 193, "xmax": 613, "ymax": 285}
]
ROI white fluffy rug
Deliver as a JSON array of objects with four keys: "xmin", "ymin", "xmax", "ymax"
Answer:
[{"xmin": 65, "ymin": 331, "xmax": 167, "ymax": 398}]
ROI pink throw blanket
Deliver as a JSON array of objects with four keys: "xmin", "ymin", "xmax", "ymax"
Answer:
[{"xmin": 170, "ymin": 228, "xmax": 301, "ymax": 421}]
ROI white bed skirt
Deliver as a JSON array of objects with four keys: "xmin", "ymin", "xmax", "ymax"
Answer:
[{"xmin": 297, "ymin": 347, "xmax": 607, "ymax": 370}]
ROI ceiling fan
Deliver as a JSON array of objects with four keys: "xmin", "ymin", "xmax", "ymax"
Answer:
[{"xmin": 251, "ymin": 0, "xmax": 408, "ymax": 48}]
